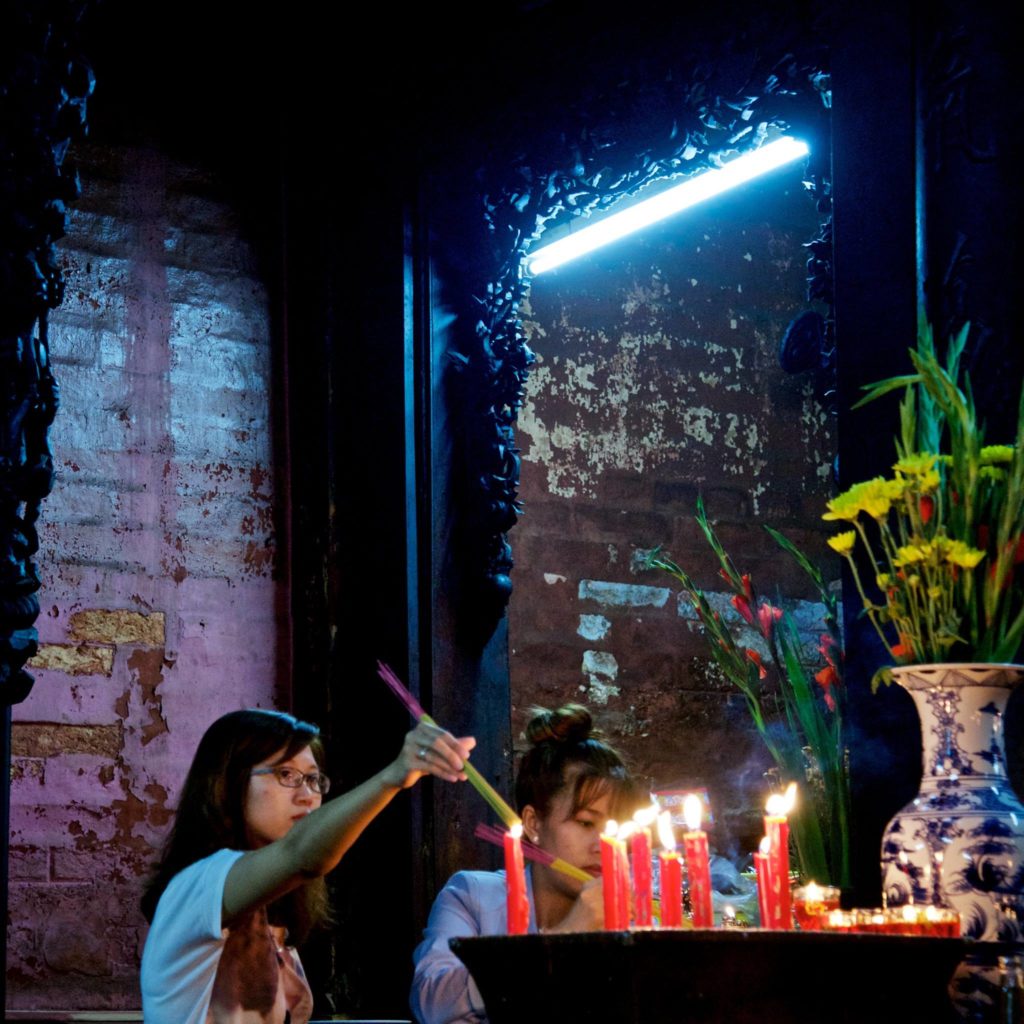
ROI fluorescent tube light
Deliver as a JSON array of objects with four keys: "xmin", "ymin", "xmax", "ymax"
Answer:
[{"xmin": 526, "ymin": 136, "xmax": 810, "ymax": 275}]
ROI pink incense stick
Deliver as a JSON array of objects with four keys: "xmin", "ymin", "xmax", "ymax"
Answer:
[
  {"xmin": 474, "ymin": 823, "xmax": 593, "ymax": 882},
  {"xmin": 377, "ymin": 661, "xmax": 520, "ymax": 827},
  {"xmin": 474, "ymin": 822, "xmax": 663, "ymax": 917}
]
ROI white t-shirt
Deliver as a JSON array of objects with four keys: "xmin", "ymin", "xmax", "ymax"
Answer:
[{"xmin": 141, "ymin": 848, "xmax": 314, "ymax": 1024}]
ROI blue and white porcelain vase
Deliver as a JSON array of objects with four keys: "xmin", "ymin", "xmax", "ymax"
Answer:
[{"xmin": 880, "ymin": 663, "xmax": 1024, "ymax": 1018}]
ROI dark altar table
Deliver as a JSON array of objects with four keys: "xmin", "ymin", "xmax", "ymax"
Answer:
[{"xmin": 450, "ymin": 929, "xmax": 968, "ymax": 1024}]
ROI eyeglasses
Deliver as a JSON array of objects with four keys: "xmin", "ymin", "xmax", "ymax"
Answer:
[{"xmin": 250, "ymin": 766, "xmax": 331, "ymax": 795}]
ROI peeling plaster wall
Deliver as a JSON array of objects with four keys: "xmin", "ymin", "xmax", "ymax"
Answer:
[
  {"xmin": 8, "ymin": 144, "xmax": 286, "ymax": 1010},
  {"xmin": 509, "ymin": 168, "xmax": 839, "ymax": 856}
]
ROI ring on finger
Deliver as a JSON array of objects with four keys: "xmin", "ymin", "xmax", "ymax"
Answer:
[{"xmin": 417, "ymin": 746, "xmax": 429, "ymax": 760}]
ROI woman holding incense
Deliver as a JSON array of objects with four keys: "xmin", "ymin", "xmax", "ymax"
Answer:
[
  {"xmin": 410, "ymin": 703, "xmax": 644, "ymax": 1024},
  {"xmin": 140, "ymin": 707, "xmax": 475, "ymax": 1024}
]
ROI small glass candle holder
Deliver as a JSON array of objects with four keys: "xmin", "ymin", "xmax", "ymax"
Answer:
[
  {"xmin": 820, "ymin": 908, "xmax": 856, "ymax": 932},
  {"xmin": 792, "ymin": 882, "xmax": 841, "ymax": 931}
]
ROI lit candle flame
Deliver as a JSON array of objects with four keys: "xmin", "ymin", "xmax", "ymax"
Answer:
[
  {"xmin": 617, "ymin": 820, "xmax": 637, "ymax": 842},
  {"xmin": 765, "ymin": 782, "xmax": 797, "ymax": 816},
  {"xmin": 683, "ymin": 793, "xmax": 703, "ymax": 832},
  {"xmin": 759, "ymin": 835, "xmax": 771, "ymax": 855},
  {"xmin": 604, "ymin": 819, "xmax": 620, "ymax": 837},
  {"xmin": 509, "ymin": 822, "xmax": 523, "ymax": 839},
  {"xmin": 633, "ymin": 802, "xmax": 659, "ymax": 828},
  {"xmin": 804, "ymin": 881, "xmax": 822, "ymax": 903},
  {"xmin": 657, "ymin": 810, "xmax": 676, "ymax": 851}
]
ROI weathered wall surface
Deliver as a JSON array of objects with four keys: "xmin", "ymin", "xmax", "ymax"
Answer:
[
  {"xmin": 509, "ymin": 169, "xmax": 839, "ymax": 856},
  {"xmin": 8, "ymin": 144, "xmax": 286, "ymax": 1010}
]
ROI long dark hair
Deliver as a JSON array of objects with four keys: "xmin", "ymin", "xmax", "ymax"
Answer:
[
  {"xmin": 140, "ymin": 708, "xmax": 330, "ymax": 942},
  {"xmin": 514, "ymin": 704, "xmax": 643, "ymax": 821}
]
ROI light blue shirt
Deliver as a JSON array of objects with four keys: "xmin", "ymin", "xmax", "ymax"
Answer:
[{"xmin": 410, "ymin": 868, "xmax": 537, "ymax": 1024}]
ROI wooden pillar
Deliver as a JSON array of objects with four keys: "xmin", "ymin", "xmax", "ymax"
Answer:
[{"xmin": 830, "ymin": 1, "xmax": 922, "ymax": 907}]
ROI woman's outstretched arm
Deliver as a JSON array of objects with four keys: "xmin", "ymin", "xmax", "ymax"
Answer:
[{"xmin": 223, "ymin": 720, "xmax": 475, "ymax": 922}]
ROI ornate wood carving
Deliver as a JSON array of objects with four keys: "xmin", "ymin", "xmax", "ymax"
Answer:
[
  {"xmin": 454, "ymin": 14, "xmax": 833, "ymax": 642},
  {"xmin": 0, "ymin": 2, "xmax": 93, "ymax": 708}
]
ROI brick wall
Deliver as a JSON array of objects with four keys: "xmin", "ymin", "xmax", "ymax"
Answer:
[
  {"xmin": 8, "ymin": 143, "xmax": 286, "ymax": 1011},
  {"xmin": 509, "ymin": 166, "xmax": 839, "ymax": 856}
]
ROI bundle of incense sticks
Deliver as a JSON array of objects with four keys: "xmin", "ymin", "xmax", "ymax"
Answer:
[
  {"xmin": 474, "ymin": 822, "xmax": 593, "ymax": 883},
  {"xmin": 475, "ymin": 822, "xmax": 662, "ymax": 919},
  {"xmin": 377, "ymin": 661, "xmax": 521, "ymax": 828}
]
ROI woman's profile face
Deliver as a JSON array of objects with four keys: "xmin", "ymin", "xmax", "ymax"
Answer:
[
  {"xmin": 528, "ymin": 783, "xmax": 612, "ymax": 898},
  {"xmin": 243, "ymin": 744, "xmax": 322, "ymax": 848}
]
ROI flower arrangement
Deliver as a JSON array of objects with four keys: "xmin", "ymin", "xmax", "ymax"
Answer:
[
  {"xmin": 648, "ymin": 499, "xmax": 850, "ymax": 889},
  {"xmin": 824, "ymin": 315, "xmax": 1024, "ymax": 684}
]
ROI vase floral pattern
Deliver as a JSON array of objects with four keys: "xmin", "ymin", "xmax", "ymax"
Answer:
[
  {"xmin": 881, "ymin": 664, "xmax": 1024, "ymax": 939},
  {"xmin": 880, "ymin": 664, "xmax": 1024, "ymax": 1018}
]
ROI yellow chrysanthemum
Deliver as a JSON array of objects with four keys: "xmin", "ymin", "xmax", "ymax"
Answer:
[
  {"xmin": 894, "ymin": 545, "xmax": 926, "ymax": 566},
  {"xmin": 823, "ymin": 477, "xmax": 904, "ymax": 522},
  {"xmin": 876, "ymin": 573, "xmax": 892, "ymax": 589},
  {"xmin": 894, "ymin": 453, "xmax": 939, "ymax": 477},
  {"xmin": 980, "ymin": 445, "xmax": 1014, "ymax": 465},
  {"xmin": 827, "ymin": 531, "xmax": 857, "ymax": 556},
  {"xmin": 944, "ymin": 540, "xmax": 985, "ymax": 569}
]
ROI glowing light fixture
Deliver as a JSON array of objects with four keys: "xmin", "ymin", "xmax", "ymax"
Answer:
[{"xmin": 526, "ymin": 136, "xmax": 810, "ymax": 275}]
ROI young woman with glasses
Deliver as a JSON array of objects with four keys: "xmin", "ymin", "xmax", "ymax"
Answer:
[{"xmin": 140, "ymin": 707, "xmax": 474, "ymax": 1024}]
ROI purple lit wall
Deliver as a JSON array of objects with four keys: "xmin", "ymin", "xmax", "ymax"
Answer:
[{"xmin": 7, "ymin": 143, "xmax": 287, "ymax": 1012}]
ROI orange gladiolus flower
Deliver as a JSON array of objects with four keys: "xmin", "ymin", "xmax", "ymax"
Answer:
[
  {"xmin": 745, "ymin": 648, "xmax": 768, "ymax": 680},
  {"xmin": 815, "ymin": 664, "xmax": 838, "ymax": 711},
  {"xmin": 731, "ymin": 594, "xmax": 755, "ymax": 625},
  {"xmin": 757, "ymin": 602, "xmax": 783, "ymax": 639}
]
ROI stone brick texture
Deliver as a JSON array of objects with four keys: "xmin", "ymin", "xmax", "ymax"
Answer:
[
  {"xmin": 509, "ymin": 166, "xmax": 840, "ymax": 861},
  {"xmin": 8, "ymin": 143, "xmax": 287, "ymax": 1011}
]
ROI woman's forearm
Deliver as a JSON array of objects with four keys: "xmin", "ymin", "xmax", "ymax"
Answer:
[{"xmin": 222, "ymin": 722, "xmax": 473, "ymax": 921}]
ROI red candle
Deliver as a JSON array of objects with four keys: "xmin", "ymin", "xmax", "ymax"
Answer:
[
  {"xmin": 630, "ymin": 806, "xmax": 658, "ymax": 927},
  {"xmin": 682, "ymin": 793, "xmax": 714, "ymax": 928},
  {"xmin": 656, "ymin": 811, "xmax": 683, "ymax": 928},
  {"xmin": 754, "ymin": 836, "xmax": 773, "ymax": 927},
  {"xmin": 503, "ymin": 823, "xmax": 529, "ymax": 935},
  {"xmin": 600, "ymin": 821, "xmax": 629, "ymax": 930},
  {"xmin": 764, "ymin": 784, "xmax": 796, "ymax": 930},
  {"xmin": 615, "ymin": 827, "xmax": 632, "ymax": 927}
]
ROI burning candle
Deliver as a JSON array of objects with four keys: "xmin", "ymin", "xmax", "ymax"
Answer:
[
  {"xmin": 503, "ymin": 823, "xmax": 530, "ymax": 935},
  {"xmin": 615, "ymin": 821, "xmax": 635, "ymax": 927},
  {"xmin": 682, "ymin": 793, "xmax": 714, "ymax": 928},
  {"xmin": 630, "ymin": 805, "xmax": 658, "ymax": 927},
  {"xmin": 764, "ymin": 783, "xmax": 796, "ymax": 930},
  {"xmin": 754, "ymin": 835, "xmax": 772, "ymax": 927},
  {"xmin": 792, "ymin": 881, "xmax": 840, "ymax": 931},
  {"xmin": 600, "ymin": 820, "xmax": 630, "ymax": 930},
  {"xmin": 656, "ymin": 810, "xmax": 683, "ymax": 928}
]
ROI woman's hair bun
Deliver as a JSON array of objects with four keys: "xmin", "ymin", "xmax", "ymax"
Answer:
[{"xmin": 525, "ymin": 703, "xmax": 595, "ymax": 746}]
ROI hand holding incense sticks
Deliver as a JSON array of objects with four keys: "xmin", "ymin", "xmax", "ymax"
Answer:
[{"xmin": 378, "ymin": 661, "xmax": 521, "ymax": 827}]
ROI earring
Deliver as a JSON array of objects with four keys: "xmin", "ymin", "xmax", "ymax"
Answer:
[{"xmin": 532, "ymin": 834, "xmax": 540, "ymax": 843}]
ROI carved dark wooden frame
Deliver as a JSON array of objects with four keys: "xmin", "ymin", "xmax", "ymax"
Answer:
[
  {"xmin": 1, "ymin": 2, "xmax": 93, "ymax": 704},
  {"xmin": 453, "ymin": 18, "xmax": 834, "ymax": 643}
]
